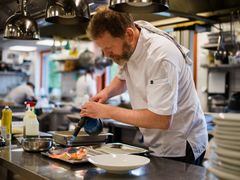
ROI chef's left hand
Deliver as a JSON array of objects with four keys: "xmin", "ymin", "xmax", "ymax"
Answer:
[{"xmin": 80, "ymin": 101, "xmax": 110, "ymax": 119}]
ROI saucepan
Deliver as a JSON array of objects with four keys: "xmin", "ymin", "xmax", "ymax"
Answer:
[{"xmin": 21, "ymin": 137, "xmax": 53, "ymax": 152}]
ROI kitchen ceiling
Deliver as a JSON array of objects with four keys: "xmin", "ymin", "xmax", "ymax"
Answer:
[{"xmin": 0, "ymin": 0, "xmax": 240, "ymax": 39}]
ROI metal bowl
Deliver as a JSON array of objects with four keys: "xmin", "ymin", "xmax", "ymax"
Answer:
[{"xmin": 21, "ymin": 138, "xmax": 53, "ymax": 152}]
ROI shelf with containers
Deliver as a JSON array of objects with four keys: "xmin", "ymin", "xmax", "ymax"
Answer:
[{"xmin": 200, "ymin": 30, "xmax": 240, "ymax": 112}]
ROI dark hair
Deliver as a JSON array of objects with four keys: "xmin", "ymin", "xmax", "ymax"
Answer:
[
  {"xmin": 86, "ymin": 66, "xmax": 95, "ymax": 74},
  {"xmin": 27, "ymin": 82, "xmax": 35, "ymax": 90},
  {"xmin": 86, "ymin": 6, "xmax": 135, "ymax": 40}
]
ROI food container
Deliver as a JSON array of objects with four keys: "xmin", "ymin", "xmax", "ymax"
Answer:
[
  {"xmin": 53, "ymin": 131, "xmax": 112, "ymax": 146},
  {"xmin": 21, "ymin": 137, "xmax": 53, "ymax": 152}
]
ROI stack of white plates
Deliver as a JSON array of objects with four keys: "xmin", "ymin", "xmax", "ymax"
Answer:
[{"xmin": 204, "ymin": 113, "xmax": 240, "ymax": 180}]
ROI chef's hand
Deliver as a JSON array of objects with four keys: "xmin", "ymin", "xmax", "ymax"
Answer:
[
  {"xmin": 90, "ymin": 90, "xmax": 108, "ymax": 103},
  {"xmin": 80, "ymin": 101, "xmax": 109, "ymax": 119}
]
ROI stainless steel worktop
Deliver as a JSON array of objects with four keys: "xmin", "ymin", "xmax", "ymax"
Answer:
[{"xmin": 0, "ymin": 144, "xmax": 208, "ymax": 180}]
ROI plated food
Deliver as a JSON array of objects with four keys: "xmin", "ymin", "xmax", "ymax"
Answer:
[
  {"xmin": 41, "ymin": 143, "xmax": 149, "ymax": 164},
  {"xmin": 48, "ymin": 147, "xmax": 87, "ymax": 160}
]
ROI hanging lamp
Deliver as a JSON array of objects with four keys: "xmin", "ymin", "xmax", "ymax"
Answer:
[
  {"xmin": 109, "ymin": 0, "xmax": 169, "ymax": 13},
  {"xmin": 45, "ymin": 0, "xmax": 90, "ymax": 25},
  {"xmin": 4, "ymin": 0, "xmax": 40, "ymax": 40}
]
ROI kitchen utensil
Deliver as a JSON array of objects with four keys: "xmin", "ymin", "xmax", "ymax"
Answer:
[
  {"xmin": 21, "ymin": 137, "xmax": 53, "ymax": 152},
  {"xmin": 214, "ymin": 30, "xmax": 229, "ymax": 64},
  {"xmin": 67, "ymin": 117, "xmax": 103, "ymax": 146},
  {"xmin": 67, "ymin": 117, "xmax": 86, "ymax": 145}
]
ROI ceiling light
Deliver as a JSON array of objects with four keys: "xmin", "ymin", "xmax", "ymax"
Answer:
[
  {"xmin": 4, "ymin": 0, "xmax": 40, "ymax": 40},
  {"xmin": 109, "ymin": 0, "xmax": 169, "ymax": 13},
  {"xmin": 9, "ymin": 45, "xmax": 37, "ymax": 52},
  {"xmin": 45, "ymin": 0, "xmax": 90, "ymax": 25},
  {"xmin": 36, "ymin": 39, "xmax": 66, "ymax": 47}
]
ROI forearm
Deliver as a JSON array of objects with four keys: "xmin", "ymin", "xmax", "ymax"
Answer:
[
  {"xmin": 107, "ymin": 106, "xmax": 172, "ymax": 129},
  {"xmin": 103, "ymin": 76, "xmax": 127, "ymax": 99}
]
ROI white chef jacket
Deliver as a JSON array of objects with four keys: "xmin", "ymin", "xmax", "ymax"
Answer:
[
  {"xmin": 117, "ymin": 22, "xmax": 208, "ymax": 159},
  {"xmin": 74, "ymin": 74, "xmax": 96, "ymax": 108},
  {"xmin": 5, "ymin": 84, "xmax": 34, "ymax": 105}
]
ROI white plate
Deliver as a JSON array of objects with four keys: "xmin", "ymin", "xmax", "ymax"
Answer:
[
  {"xmin": 214, "ymin": 137, "xmax": 240, "ymax": 148},
  {"xmin": 215, "ymin": 147, "xmax": 240, "ymax": 159},
  {"xmin": 217, "ymin": 155, "xmax": 240, "ymax": 167},
  {"xmin": 214, "ymin": 133, "xmax": 240, "ymax": 141},
  {"xmin": 210, "ymin": 158, "xmax": 240, "ymax": 172},
  {"xmin": 214, "ymin": 138, "xmax": 240, "ymax": 146},
  {"xmin": 214, "ymin": 113, "xmax": 240, "ymax": 121},
  {"xmin": 204, "ymin": 161, "xmax": 240, "ymax": 180},
  {"xmin": 215, "ymin": 140, "xmax": 240, "ymax": 151},
  {"xmin": 214, "ymin": 119, "xmax": 240, "ymax": 127},
  {"xmin": 214, "ymin": 129, "xmax": 240, "ymax": 136},
  {"xmin": 88, "ymin": 154, "xmax": 150, "ymax": 174},
  {"xmin": 215, "ymin": 126, "xmax": 240, "ymax": 132}
]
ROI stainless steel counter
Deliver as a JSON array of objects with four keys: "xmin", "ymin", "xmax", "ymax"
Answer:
[{"xmin": 0, "ymin": 144, "xmax": 208, "ymax": 180}]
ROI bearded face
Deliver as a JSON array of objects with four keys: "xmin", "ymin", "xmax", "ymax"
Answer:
[
  {"xmin": 95, "ymin": 31, "xmax": 136, "ymax": 66},
  {"xmin": 110, "ymin": 39, "xmax": 135, "ymax": 66}
]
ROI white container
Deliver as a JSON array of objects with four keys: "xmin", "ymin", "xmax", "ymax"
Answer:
[{"xmin": 23, "ymin": 110, "xmax": 39, "ymax": 137}]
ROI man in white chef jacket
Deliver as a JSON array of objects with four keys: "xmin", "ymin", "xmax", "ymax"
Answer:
[
  {"xmin": 4, "ymin": 82, "xmax": 35, "ymax": 105},
  {"xmin": 80, "ymin": 7, "xmax": 208, "ymax": 165},
  {"xmin": 73, "ymin": 68, "xmax": 97, "ymax": 111}
]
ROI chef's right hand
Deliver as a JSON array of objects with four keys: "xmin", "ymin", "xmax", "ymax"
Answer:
[{"xmin": 90, "ymin": 90, "xmax": 108, "ymax": 103}]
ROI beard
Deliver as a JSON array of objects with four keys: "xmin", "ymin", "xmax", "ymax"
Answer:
[{"xmin": 110, "ymin": 40, "xmax": 134, "ymax": 66}]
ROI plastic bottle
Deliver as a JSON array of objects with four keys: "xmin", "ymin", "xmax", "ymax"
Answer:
[
  {"xmin": 1, "ymin": 106, "xmax": 12, "ymax": 145},
  {"xmin": 23, "ymin": 104, "xmax": 39, "ymax": 137}
]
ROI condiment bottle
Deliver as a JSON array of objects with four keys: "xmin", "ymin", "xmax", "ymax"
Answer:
[
  {"xmin": 23, "ymin": 104, "xmax": 39, "ymax": 137},
  {"xmin": 1, "ymin": 106, "xmax": 12, "ymax": 145}
]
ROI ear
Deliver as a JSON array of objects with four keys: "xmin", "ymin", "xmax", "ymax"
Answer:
[{"xmin": 125, "ymin": 28, "xmax": 134, "ymax": 42}]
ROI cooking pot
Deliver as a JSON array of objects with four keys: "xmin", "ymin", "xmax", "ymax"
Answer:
[
  {"xmin": 77, "ymin": 49, "xmax": 95, "ymax": 68},
  {"xmin": 21, "ymin": 138, "xmax": 53, "ymax": 152}
]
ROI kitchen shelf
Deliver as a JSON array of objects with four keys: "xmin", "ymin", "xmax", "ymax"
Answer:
[
  {"xmin": 201, "ymin": 64, "xmax": 240, "ymax": 71},
  {"xmin": 201, "ymin": 42, "xmax": 240, "ymax": 51},
  {"xmin": 53, "ymin": 58, "xmax": 79, "ymax": 62}
]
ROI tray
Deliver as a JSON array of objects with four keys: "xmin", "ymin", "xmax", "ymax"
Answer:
[
  {"xmin": 41, "ymin": 143, "xmax": 149, "ymax": 164},
  {"xmin": 52, "ymin": 131, "xmax": 112, "ymax": 146},
  {"xmin": 41, "ymin": 146, "xmax": 89, "ymax": 164}
]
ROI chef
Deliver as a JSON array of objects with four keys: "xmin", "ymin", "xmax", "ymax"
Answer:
[
  {"xmin": 74, "ymin": 68, "xmax": 96, "ymax": 109},
  {"xmin": 4, "ymin": 82, "xmax": 35, "ymax": 105},
  {"xmin": 80, "ymin": 7, "xmax": 208, "ymax": 166}
]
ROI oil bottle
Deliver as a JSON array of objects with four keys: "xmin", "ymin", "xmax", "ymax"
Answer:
[{"xmin": 1, "ymin": 106, "xmax": 12, "ymax": 145}]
